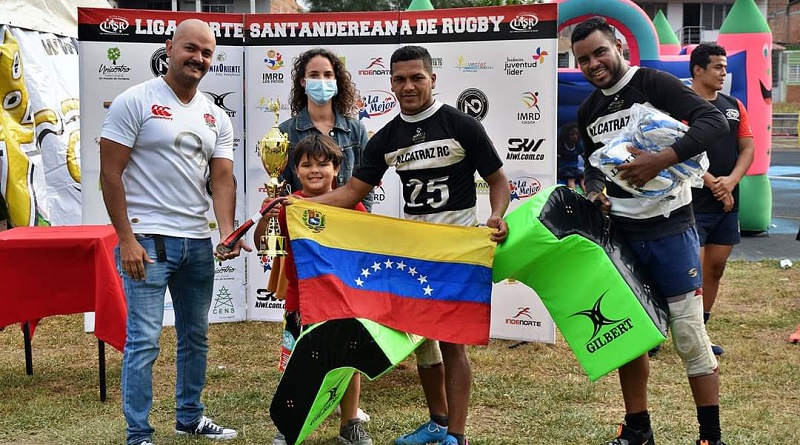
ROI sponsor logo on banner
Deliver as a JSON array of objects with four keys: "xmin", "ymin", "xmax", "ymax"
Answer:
[
  {"xmin": 357, "ymin": 90, "xmax": 396, "ymax": 120},
  {"xmin": 262, "ymin": 49, "xmax": 285, "ymax": 83},
  {"xmin": 208, "ymin": 52, "xmax": 242, "ymax": 76},
  {"xmin": 204, "ymin": 91, "xmax": 236, "ymax": 118},
  {"xmin": 505, "ymin": 307, "xmax": 543, "ymax": 327},
  {"xmin": 212, "ymin": 286, "xmax": 236, "ymax": 317},
  {"xmin": 372, "ymin": 182, "xmax": 387, "ymax": 204},
  {"xmin": 359, "ymin": 57, "xmax": 389, "ymax": 76},
  {"xmin": 215, "ymin": 264, "xmax": 236, "ymax": 276},
  {"xmin": 518, "ymin": 91, "xmax": 541, "ymax": 124},
  {"xmin": 150, "ymin": 47, "xmax": 168, "ymax": 77},
  {"xmin": 532, "ymin": 47, "xmax": 549, "ymax": 63},
  {"xmin": 508, "ymin": 175, "xmax": 542, "ymax": 200},
  {"xmin": 475, "ymin": 178, "xmax": 489, "ymax": 195},
  {"xmin": 507, "ymin": 137, "xmax": 545, "ymax": 161},
  {"xmin": 99, "ymin": 16, "xmax": 131, "ymax": 35},
  {"xmin": 456, "ymin": 88, "xmax": 488, "ymax": 121},
  {"xmin": 431, "ymin": 57, "xmax": 442, "ymax": 69},
  {"xmin": 572, "ymin": 291, "xmax": 634, "ymax": 353},
  {"xmin": 509, "ymin": 13, "xmax": 539, "ymax": 33},
  {"xmin": 255, "ymin": 96, "xmax": 290, "ymax": 113},
  {"xmin": 98, "ymin": 47, "xmax": 131, "ymax": 81},
  {"xmin": 255, "ymin": 288, "xmax": 286, "ymax": 309},
  {"xmin": 455, "ymin": 55, "xmax": 493, "ymax": 73},
  {"xmin": 505, "ymin": 48, "xmax": 547, "ymax": 76}
]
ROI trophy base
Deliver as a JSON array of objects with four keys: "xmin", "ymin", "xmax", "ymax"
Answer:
[{"xmin": 259, "ymin": 234, "xmax": 288, "ymax": 257}]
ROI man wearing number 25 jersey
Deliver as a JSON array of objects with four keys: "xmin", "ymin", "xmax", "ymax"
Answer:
[{"xmin": 311, "ymin": 45, "xmax": 509, "ymax": 445}]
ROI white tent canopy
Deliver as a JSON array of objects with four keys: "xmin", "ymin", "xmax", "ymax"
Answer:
[{"xmin": 4, "ymin": 0, "xmax": 112, "ymax": 37}]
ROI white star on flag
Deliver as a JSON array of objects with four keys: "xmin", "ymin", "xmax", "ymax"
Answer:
[
  {"xmin": 361, "ymin": 268, "xmax": 370, "ymax": 278},
  {"xmin": 371, "ymin": 262, "xmax": 382, "ymax": 272},
  {"xmin": 396, "ymin": 261, "xmax": 406, "ymax": 271},
  {"xmin": 423, "ymin": 285, "xmax": 433, "ymax": 296},
  {"xmin": 384, "ymin": 259, "xmax": 394, "ymax": 269},
  {"xmin": 355, "ymin": 277, "xmax": 364, "ymax": 286},
  {"xmin": 417, "ymin": 275, "xmax": 427, "ymax": 284},
  {"xmin": 408, "ymin": 267, "xmax": 417, "ymax": 276}
]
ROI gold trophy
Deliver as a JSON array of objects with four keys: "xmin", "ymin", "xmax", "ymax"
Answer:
[{"xmin": 258, "ymin": 98, "xmax": 290, "ymax": 257}]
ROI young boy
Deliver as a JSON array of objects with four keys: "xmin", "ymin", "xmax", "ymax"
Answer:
[{"xmin": 255, "ymin": 134, "xmax": 371, "ymax": 445}]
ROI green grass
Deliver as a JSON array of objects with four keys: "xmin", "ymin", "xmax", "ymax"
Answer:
[{"xmin": 1, "ymin": 260, "xmax": 799, "ymax": 444}]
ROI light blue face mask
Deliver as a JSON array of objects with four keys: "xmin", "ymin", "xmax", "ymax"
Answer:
[{"xmin": 304, "ymin": 78, "xmax": 338, "ymax": 105}]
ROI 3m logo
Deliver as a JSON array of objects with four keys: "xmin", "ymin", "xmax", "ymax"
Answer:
[{"xmin": 150, "ymin": 104, "xmax": 172, "ymax": 119}]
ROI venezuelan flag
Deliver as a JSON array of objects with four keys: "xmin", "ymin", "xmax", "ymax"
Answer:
[{"xmin": 286, "ymin": 199, "xmax": 496, "ymax": 345}]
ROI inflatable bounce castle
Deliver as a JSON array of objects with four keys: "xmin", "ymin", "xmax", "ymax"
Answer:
[{"xmin": 557, "ymin": 0, "xmax": 773, "ymax": 232}]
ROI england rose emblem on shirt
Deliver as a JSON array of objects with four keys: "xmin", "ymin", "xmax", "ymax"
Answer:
[{"xmin": 204, "ymin": 113, "xmax": 216, "ymax": 131}]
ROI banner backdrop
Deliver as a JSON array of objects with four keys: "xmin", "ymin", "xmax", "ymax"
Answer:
[
  {"xmin": 0, "ymin": 25, "xmax": 83, "ymax": 228},
  {"xmin": 78, "ymin": 5, "xmax": 557, "ymax": 342}
]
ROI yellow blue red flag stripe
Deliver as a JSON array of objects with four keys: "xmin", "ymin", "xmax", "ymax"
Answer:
[{"xmin": 286, "ymin": 199, "xmax": 496, "ymax": 345}]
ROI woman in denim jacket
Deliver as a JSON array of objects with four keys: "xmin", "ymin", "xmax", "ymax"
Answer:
[{"xmin": 278, "ymin": 48, "xmax": 373, "ymax": 211}]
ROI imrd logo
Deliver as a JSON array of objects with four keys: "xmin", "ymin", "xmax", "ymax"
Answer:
[{"xmin": 506, "ymin": 138, "xmax": 545, "ymax": 161}]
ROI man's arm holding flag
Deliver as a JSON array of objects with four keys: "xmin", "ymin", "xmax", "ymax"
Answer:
[{"xmin": 484, "ymin": 168, "xmax": 510, "ymax": 243}]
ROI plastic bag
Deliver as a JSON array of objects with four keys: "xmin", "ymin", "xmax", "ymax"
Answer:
[{"xmin": 589, "ymin": 103, "xmax": 709, "ymax": 203}]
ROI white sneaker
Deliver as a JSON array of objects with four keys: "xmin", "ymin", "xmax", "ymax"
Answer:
[
  {"xmin": 273, "ymin": 431, "xmax": 287, "ymax": 445},
  {"xmin": 336, "ymin": 406, "xmax": 371, "ymax": 422},
  {"xmin": 174, "ymin": 416, "xmax": 237, "ymax": 440}
]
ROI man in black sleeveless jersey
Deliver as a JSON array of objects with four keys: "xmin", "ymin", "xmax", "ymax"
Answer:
[
  {"xmin": 572, "ymin": 17, "xmax": 729, "ymax": 445},
  {"xmin": 310, "ymin": 45, "xmax": 509, "ymax": 445},
  {"xmin": 689, "ymin": 43, "xmax": 754, "ymax": 358}
]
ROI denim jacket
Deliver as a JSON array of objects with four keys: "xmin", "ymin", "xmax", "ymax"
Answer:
[{"xmin": 278, "ymin": 108, "xmax": 373, "ymax": 211}]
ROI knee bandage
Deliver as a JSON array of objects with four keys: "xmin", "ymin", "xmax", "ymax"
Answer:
[
  {"xmin": 415, "ymin": 339, "xmax": 443, "ymax": 368},
  {"xmin": 667, "ymin": 290, "xmax": 718, "ymax": 377}
]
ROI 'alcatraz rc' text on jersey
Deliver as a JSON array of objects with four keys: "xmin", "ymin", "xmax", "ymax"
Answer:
[{"xmin": 354, "ymin": 101, "xmax": 503, "ymax": 227}]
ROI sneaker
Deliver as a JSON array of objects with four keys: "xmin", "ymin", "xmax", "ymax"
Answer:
[
  {"xmin": 647, "ymin": 345, "xmax": 660, "ymax": 358},
  {"xmin": 273, "ymin": 432, "xmax": 287, "ymax": 445},
  {"xmin": 437, "ymin": 435, "xmax": 468, "ymax": 445},
  {"xmin": 175, "ymin": 416, "xmax": 238, "ymax": 440},
  {"xmin": 338, "ymin": 420, "xmax": 372, "ymax": 445},
  {"xmin": 697, "ymin": 440, "xmax": 726, "ymax": 445},
  {"xmin": 394, "ymin": 420, "xmax": 448, "ymax": 445},
  {"xmin": 710, "ymin": 343, "xmax": 724, "ymax": 356},
  {"xmin": 336, "ymin": 405, "xmax": 371, "ymax": 422},
  {"xmin": 136, "ymin": 441, "xmax": 156, "ymax": 445},
  {"xmin": 604, "ymin": 424, "xmax": 655, "ymax": 445}
]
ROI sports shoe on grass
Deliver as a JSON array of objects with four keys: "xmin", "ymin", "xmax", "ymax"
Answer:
[
  {"xmin": 437, "ymin": 435, "xmax": 468, "ymax": 445},
  {"xmin": 647, "ymin": 345, "xmax": 660, "ymax": 358},
  {"xmin": 272, "ymin": 431, "xmax": 287, "ymax": 445},
  {"xmin": 604, "ymin": 423, "xmax": 655, "ymax": 445},
  {"xmin": 136, "ymin": 441, "xmax": 156, "ymax": 445},
  {"xmin": 174, "ymin": 416, "xmax": 237, "ymax": 440},
  {"xmin": 394, "ymin": 420, "xmax": 448, "ymax": 445},
  {"xmin": 710, "ymin": 343, "xmax": 724, "ymax": 356},
  {"xmin": 697, "ymin": 440, "xmax": 726, "ymax": 445},
  {"xmin": 338, "ymin": 420, "xmax": 372, "ymax": 445}
]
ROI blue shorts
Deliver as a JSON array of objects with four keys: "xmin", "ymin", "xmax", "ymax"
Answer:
[
  {"xmin": 695, "ymin": 211, "xmax": 741, "ymax": 246},
  {"xmin": 627, "ymin": 228, "xmax": 702, "ymax": 297}
]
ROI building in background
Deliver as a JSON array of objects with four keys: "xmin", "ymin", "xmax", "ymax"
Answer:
[{"xmin": 108, "ymin": 0, "xmax": 302, "ymax": 13}]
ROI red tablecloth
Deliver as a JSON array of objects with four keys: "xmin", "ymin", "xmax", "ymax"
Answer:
[{"xmin": 0, "ymin": 225, "xmax": 127, "ymax": 351}]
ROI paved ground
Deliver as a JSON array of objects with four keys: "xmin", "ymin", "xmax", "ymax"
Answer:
[{"xmin": 732, "ymin": 137, "xmax": 800, "ymax": 262}]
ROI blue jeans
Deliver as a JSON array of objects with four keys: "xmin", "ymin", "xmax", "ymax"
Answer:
[{"xmin": 118, "ymin": 235, "xmax": 214, "ymax": 445}]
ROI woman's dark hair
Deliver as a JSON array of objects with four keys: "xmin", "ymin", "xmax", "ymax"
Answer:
[{"xmin": 289, "ymin": 48, "xmax": 358, "ymax": 117}]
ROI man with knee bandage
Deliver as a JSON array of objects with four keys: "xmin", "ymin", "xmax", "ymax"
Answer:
[{"xmin": 572, "ymin": 17, "xmax": 729, "ymax": 445}]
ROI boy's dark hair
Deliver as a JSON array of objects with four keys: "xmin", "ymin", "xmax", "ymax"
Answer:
[
  {"xmin": 390, "ymin": 45, "xmax": 433, "ymax": 74},
  {"xmin": 292, "ymin": 133, "xmax": 343, "ymax": 169},
  {"xmin": 690, "ymin": 43, "xmax": 727, "ymax": 78},
  {"xmin": 571, "ymin": 16, "xmax": 617, "ymax": 46}
]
